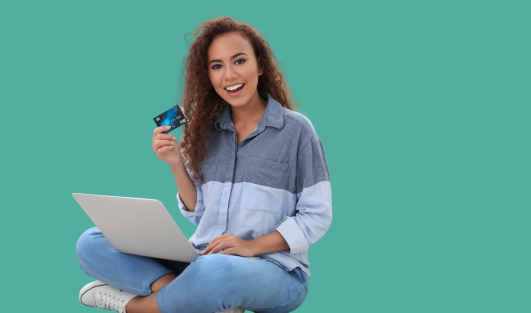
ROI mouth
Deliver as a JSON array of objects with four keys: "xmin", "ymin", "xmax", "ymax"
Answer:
[{"xmin": 224, "ymin": 83, "xmax": 245, "ymax": 97}]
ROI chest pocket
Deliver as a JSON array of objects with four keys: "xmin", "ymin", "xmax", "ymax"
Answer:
[{"xmin": 242, "ymin": 157, "xmax": 290, "ymax": 213}]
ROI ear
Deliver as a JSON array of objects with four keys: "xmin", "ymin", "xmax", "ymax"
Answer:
[{"xmin": 258, "ymin": 60, "xmax": 263, "ymax": 76}]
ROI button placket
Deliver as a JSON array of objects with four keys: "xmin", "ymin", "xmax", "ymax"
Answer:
[{"xmin": 213, "ymin": 128, "xmax": 237, "ymax": 238}]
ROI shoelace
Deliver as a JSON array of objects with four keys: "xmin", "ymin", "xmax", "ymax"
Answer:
[{"xmin": 97, "ymin": 292, "xmax": 127, "ymax": 313}]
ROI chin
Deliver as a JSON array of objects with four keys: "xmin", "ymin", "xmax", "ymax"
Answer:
[
  {"xmin": 221, "ymin": 94, "xmax": 252, "ymax": 107},
  {"xmin": 226, "ymin": 98, "xmax": 249, "ymax": 107}
]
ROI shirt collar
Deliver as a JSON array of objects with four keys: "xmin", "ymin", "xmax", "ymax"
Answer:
[{"xmin": 214, "ymin": 89, "xmax": 284, "ymax": 132}]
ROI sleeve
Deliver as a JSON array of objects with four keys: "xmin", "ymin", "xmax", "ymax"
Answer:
[
  {"xmin": 176, "ymin": 164, "xmax": 206, "ymax": 226},
  {"xmin": 275, "ymin": 135, "xmax": 332, "ymax": 254}
]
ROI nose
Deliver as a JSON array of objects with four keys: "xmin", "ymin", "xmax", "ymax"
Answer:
[{"xmin": 224, "ymin": 64, "xmax": 238, "ymax": 81}]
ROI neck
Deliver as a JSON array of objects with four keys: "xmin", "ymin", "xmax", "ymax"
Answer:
[{"xmin": 230, "ymin": 89, "xmax": 267, "ymax": 126}]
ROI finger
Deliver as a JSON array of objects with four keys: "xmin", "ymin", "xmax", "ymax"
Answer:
[
  {"xmin": 154, "ymin": 141, "xmax": 175, "ymax": 153},
  {"xmin": 152, "ymin": 138, "xmax": 174, "ymax": 149},
  {"xmin": 220, "ymin": 247, "xmax": 237, "ymax": 255},
  {"xmin": 210, "ymin": 235, "xmax": 232, "ymax": 247},
  {"xmin": 154, "ymin": 132, "xmax": 177, "ymax": 141},
  {"xmin": 153, "ymin": 133, "xmax": 177, "ymax": 146},
  {"xmin": 154, "ymin": 134, "xmax": 176, "ymax": 142},
  {"xmin": 202, "ymin": 234, "xmax": 233, "ymax": 254},
  {"xmin": 155, "ymin": 145, "xmax": 174, "ymax": 156},
  {"xmin": 203, "ymin": 243, "xmax": 217, "ymax": 254},
  {"xmin": 153, "ymin": 125, "xmax": 172, "ymax": 136},
  {"xmin": 153, "ymin": 139, "xmax": 176, "ymax": 150},
  {"xmin": 206, "ymin": 234, "xmax": 230, "ymax": 248},
  {"xmin": 208, "ymin": 241, "xmax": 233, "ymax": 254},
  {"xmin": 203, "ymin": 240, "xmax": 220, "ymax": 254},
  {"xmin": 202, "ymin": 242, "xmax": 213, "ymax": 254}
]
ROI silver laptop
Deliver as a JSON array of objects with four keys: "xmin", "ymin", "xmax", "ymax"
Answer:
[{"xmin": 73, "ymin": 193, "xmax": 259, "ymax": 263}]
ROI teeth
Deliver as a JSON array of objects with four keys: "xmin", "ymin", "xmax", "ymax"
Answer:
[{"xmin": 226, "ymin": 84, "xmax": 243, "ymax": 91}]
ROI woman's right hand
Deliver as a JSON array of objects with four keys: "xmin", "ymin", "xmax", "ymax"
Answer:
[{"xmin": 152, "ymin": 126, "xmax": 183, "ymax": 168}]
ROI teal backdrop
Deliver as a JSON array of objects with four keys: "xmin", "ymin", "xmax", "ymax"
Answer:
[{"xmin": 1, "ymin": 1, "xmax": 529, "ymax": 312}]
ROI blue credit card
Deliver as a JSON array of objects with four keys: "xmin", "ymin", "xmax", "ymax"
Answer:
[{"xmin": 153, "ymin": 105, "xmax": 188, "ymax": 133}]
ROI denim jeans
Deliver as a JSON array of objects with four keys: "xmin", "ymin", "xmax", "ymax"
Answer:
[{"xmin": 76, "ymin": 227, "xmax": 309, "ymax": 313}]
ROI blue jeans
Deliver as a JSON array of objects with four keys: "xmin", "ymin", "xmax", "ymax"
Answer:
[{"xmin": 76, "ymin": 227, "xmax": 308, "ymax": 313}]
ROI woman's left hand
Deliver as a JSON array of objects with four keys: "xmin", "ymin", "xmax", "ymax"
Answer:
[{"xmin": 201, "ymin": 233, "xmax": 256, "ymax": 257}]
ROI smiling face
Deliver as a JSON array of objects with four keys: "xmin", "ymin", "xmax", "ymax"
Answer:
[{"xmin": 207, "ymin": 32, "xmax": 263, "ymax": 107}]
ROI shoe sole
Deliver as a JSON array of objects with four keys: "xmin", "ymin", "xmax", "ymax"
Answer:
[{"xmin": 79, "ymin": 280, "xmax": 108, "ymax": 307}]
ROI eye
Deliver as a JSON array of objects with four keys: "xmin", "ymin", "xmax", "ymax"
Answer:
[
  {"xmin": 235, "ymin": 59, "xmax": 246, "ymax": 65},
  {"xmin": 211, "ymin": 64, "xmax": 222, "ymax": 70}
]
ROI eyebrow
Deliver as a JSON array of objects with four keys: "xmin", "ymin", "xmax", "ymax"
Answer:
[{"xmin": 209, "ymin": 52, "xmax": 248, "ymax": 65}]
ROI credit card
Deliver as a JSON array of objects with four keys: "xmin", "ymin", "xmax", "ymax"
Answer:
[{"xmin": 153, "ymin": 105, "xmax": 188, "ymax": 133}]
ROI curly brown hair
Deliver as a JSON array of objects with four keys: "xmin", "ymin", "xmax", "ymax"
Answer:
[{"xmin": 178, "ymin": 16, "xmax": 298, "ymax": 181}]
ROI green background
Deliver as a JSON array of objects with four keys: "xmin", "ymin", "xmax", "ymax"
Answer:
[{"xmin": 1, "ymin": 0, "xmax": 529, "ymax": 312}]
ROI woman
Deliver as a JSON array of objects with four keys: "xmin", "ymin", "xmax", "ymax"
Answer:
[{"xmin": 76, "ymin": 16, "xmax": 332, "ymax": 313}]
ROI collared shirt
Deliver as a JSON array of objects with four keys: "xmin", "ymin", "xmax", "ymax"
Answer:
[{"xmin": 177, "ymin": 89, "xmax": 332, "ymax": 279}]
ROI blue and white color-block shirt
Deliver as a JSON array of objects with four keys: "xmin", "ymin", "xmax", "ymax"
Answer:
[{"xmin": 177, "ymin": 90, "xmax": 332, "ymax": 279}]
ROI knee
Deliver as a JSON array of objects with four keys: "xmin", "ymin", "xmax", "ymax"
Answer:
[
  {"xmin": 191, "ymin": 254, "xmax": 246, "ymax": 296},
  {"xmin": 195, "ymin": 254, "xmax": 241, "ymax": 275},
  {"xmin": 75, "ymin": 227, "xmax": 102, "ymax": 261}
]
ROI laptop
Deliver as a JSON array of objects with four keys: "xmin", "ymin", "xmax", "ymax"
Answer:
[{"xmin": 72, "ymin": 193, "xmax": 259, "ymax": 263}]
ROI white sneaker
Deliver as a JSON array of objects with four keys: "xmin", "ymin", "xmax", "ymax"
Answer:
[{"xmin": 79, "ymin": 280, "xmax": 138, "ymax": 313}]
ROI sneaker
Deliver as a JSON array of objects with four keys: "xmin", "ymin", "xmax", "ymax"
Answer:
[
  {"xmin": 79, "ymin": 280, "xmax": 138, "ymax": 313},
  {"xmin": 215, "ymin": 307, "xmax": 245, "ymax": 313}
]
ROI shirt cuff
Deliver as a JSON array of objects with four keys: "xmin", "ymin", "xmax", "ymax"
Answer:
[
  {"xmin": 276, "ymin": 216, "xmax": 309, "ymax": 254},
  {"xmin": 177, "ymin": 192, "xmax": 204, "ymax": 217}
]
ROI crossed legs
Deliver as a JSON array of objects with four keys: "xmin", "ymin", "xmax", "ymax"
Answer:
[{"xmin": 76, "ymin": 227, "xmax": 308, "ymax": 313}]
